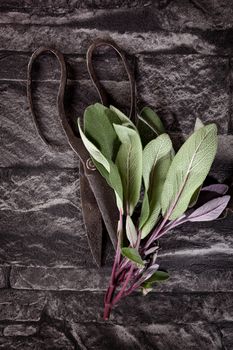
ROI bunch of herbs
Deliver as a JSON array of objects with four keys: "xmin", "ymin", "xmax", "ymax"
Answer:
[{"xmin": 78, "ymin": 103, "xmax": 230, "ymax": 320}]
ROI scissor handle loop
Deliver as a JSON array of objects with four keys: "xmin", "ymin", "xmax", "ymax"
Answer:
[
  {"xmin": 27, "ymin": 47, "xmax": 70, "ymax": 153},
  {"xmin": 86, "ymin": 38, "xmax": 137, "ymax": 123}
]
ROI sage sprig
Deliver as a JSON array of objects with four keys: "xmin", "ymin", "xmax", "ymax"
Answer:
[{"xmin": 78, "ymin": 103, "xmax": 230, "ymax": 320}]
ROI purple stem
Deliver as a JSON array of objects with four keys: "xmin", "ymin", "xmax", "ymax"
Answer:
[
  {"xmin": 110, "ymin": 228, "xmax": 142, "ymax": 307},
  {"xmin": 112, "ymin": 264, "xmax": 135, "ymax": 306}
]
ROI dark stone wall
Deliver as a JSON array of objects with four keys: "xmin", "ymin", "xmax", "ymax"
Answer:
[{"xmin": 1, "ymin": 1, "xmax": 233, "ymax": 349}]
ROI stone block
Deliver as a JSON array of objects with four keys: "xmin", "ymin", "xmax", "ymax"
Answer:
[{"xmin": 137, "ymin": 54, "xmax": 230, "ymax": 134}]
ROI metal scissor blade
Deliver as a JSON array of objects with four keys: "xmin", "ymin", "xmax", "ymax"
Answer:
[
  {"xmin": 85, "ymin": 169, "xmax": 118, "ymax": 249},
  {"xmin": 79, "ymin": 163, "xmax": 103, "ymax": 267}
]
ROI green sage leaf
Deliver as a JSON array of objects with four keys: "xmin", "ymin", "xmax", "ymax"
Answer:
[
  {"xmin": 142, "ymin": 270, "xmax": 169, "ymax": 289},
  {"xmin": 139, "ymin": 134, "xmax": 172, "ymax": 237},
  {"xmin": 93, "ymin": 160, "xmax": 123, "ymax": 211},
  {"xmin": 194, "ymin": 117, "xmax": 204, "ymax": 131},
  {"xmin": 141, "ymin": 156, "xmax": 172, "ymax": 237},
  {"xmin": 137, "ymin": 107, "xmax": 165, "ymax": 146},
  {"xmin": 121, "ymin": 247, "xmax": 144, "ymax": 266},
  {"xmin": 110, "ymin": 105, "xmax": 136, "ymax": 129},
  {"xmin": 126, "ymin": 215, "xmax": 137, "ymax": 246},
  {"xmin": 78, "ymin": 119, "xmax": 110, "ymax": 172},
  {"xmin": 139, "ymin": 193, "xmax": 150, "ymax": 229},
  {"xmin": 142, "ymin": 134, "xmax": 172, "ymax": 191},
  {"xmin": 84, "ymin": 103, "xmax": 120, "ymax": 160},
  {"xmin": 188, "ymin": 185, "xmax": 202, "ymax": 208},
  {"xmin": 161, "ymin": 124, "xmax": 218, "ymax": 220},
  {"xmin": 114, "ymin": 124, "xmax": 142, "ymax": 215},
  {"xmin": 146, "ymin": 270, "xmax": 169, "ymax": 283}
]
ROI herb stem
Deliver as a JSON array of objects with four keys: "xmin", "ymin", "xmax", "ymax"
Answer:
[
  {"xmin": 112, "ymin": 263, "xmax": 134, "ymax": 306},
  {"xmin": 115, "ymin": 259, "xmax": 130, "ymax": 278},
  {"xmin": 144, "ymin": 216, "xmax": 168, "ymax": 250}
]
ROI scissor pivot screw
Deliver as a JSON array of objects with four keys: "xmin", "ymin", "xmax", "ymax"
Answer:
[{"xmin": 86, "ymin": 158, "xmax": 96, "ymax": 171}]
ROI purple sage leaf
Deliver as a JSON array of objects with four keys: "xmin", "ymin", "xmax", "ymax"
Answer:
[
  {"xmin": 136, "ymin": 263, "xmax": 159, "ymax": 287},
  {"xmin": 202, "ymin": 184, "xmax": 229, "ymax": 195},
  {"xmin": 187, "ymin": 195, "xmax": 230, "ymax": 222},
  {"xmin": 145, "ymin": 245, "xmax": 159, "ymax": 256}
]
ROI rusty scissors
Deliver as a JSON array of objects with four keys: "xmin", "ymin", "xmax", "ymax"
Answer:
[{"xmin": 27, "ymin": 39, "xmax": 137, "ymax": 266}]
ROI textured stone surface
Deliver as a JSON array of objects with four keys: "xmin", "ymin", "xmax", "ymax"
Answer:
[
  {"xmin": 0, "ymin": 25, "xmax": 232, "ymax": 55},
  {"xmin": 0, "ymin": 51, "xmax": 134, "ymax": 82},
  {"xmin": 8, "ymin": 245, "xmax": 233, "ymax": 292},
  {"xmin": 0, "ymin": 323, "xmax": 74, "ymax": 349},
  {"xmin": 220, "ymin": 323, "xmax": 233, "ymax": 349},
  {"xmin": 44, "ymin": 291, "xmax": 233, "ymax": 324},
  {"xmin": 0, "ymin": 168, "xmax": 80, "ymax": 212},
  {"xmin": 0, "ymin": 0, "xmax": 152, "ymax": 11},
  {"xmin": 0, "ymin": 268, "xmax": 8, "ymax": 289},
  {"xmin": 0, "ymin": 169, "xmax": 92, "ymax": 267},
  {"xmin": 1, "ymin": 289, "xmax": 233, "ymax": 325},
  {"xmin": 0, "ymin": 321, "xmax": 225, "ymax": 350},
  {"xmin": 71, "ymin": 322, "xmax": 222, "ymax": 350},
  {"xmin": 0, "ymin": 80, "xmax": 76, "ymax": 168},
  {"xmin": 157, "ymin": 251, "xmax": 233, "ymax": 292},
  {"xmin": 0, "ymin": 290, "xmax": 46, "ymax": 322},
  {"xmin": 137, "ymin": 54, "xmax": 230, "ymax": 134},
  {"xmin": 1, "ymin": 0, "xmax": 233, "ymax": 32},
  {"xmin": 3, "ymin": 324, "xmax": 37, "ymax": 337},
  {"xmin": 0, "ymin": 208, "xmax": 90, "ymax": 267},
  {"xmin": 10, "ymin": 266, "xmax": 110, "ymax": 290},
  {"xmin": 210, "ymin": 135, "xmax": 233, "ymax": 182},
  {"xmin": 0, "ymin": 1, "xmax": 233, "ymax": 56}
]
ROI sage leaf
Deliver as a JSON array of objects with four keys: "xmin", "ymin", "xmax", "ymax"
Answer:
[
  {"xmin": 140, "ymin": 134, "xmax": 172, "ymax": 237},
  {"xmin": 114, "ymin": 124, "xmax": 142, "ymax": 215},
  {"xmin": 84, "ymin": 103, "xmax": 120, "ymax": 160},
  {"xmin": 139, "ymin": 193, "xmax": 150, "ymax": 229},
  {"xmin": 140, "ymin": 107, "xmax": 165, "ymax": 135},
  {"xmin": 137, "ymin": 107, "xmax": 165, "ymax": 147},
  {"xmin": 189, "ymin": 181, "xmax": 228, "ymax": 210},
  {"xmin": 78, "ymin": 119, "xmax": 110, "ymax": 172},
  {"xmin": 110, "ymin": 105, "xmax": 136, "ymax": 130},
  {"xmin": 202, "ymin": 184, "xmax": 228, "ymax": 195},
  {"xmin": 121, "ymin": 247, "xmax": 144, "ymax": 266},
  {"xmin": 93, "ymin": 160, "xmax": 123, "ymax": 211},
  {"xmin": 146, "ymin": 270, "xmax": 169, "ymax": 283},
  {"xmin": 194, "ymin": 117, "xmax": 204, "ymax": 131},
  {"xmin": 188, "ymin": 185, "xmax": 202, "ymax": 208},
  {"xmin": 79, "ymin": 112, "xmax": 123, "ymax": 210},
  {"xmin": 187, "ymin": 195, "xmax": 230, "ymax": 222},
  {"xmin": 126, "ymin": 215, "xmax": 138, "ymax": 247},
  {"xmin": 142, "ymin": 270, "xmax": 169, "ymax": 289},
  {"xmin": 136, "ymin": 263, "xmax": 159, "ymax": 286},
  {"xmin": 192, "ymin": 183, "xmax": 229, "ymax": 209},
  {"xmin": 161, "ymin": 124, "xmax": 218, "ymax": 220},
  {"xmin": 109, "ymin": 163, "xmax": 124, "ymax": 210},
  {"xmin": 141, "ymin": 156, "xmax": 171, "ymax": 237},
  {"xmin": 142, "ymin": 134, "xmax": 172, "ymax": 191},
  {"xmin": 145, "ymin": 245, "xmax": 159, "ymax": 256}
]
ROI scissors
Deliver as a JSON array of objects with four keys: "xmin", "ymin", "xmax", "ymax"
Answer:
[{"xmin": 27, "ymin": 39, "xmax": 137, "ymax": 267}]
